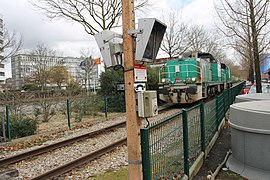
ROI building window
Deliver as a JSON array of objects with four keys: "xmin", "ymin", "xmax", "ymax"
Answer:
[
  {"xmin": 0, "ymin": 64, "xmax": 4, "ymax": 68},
  {"xmin": 0, "ymin": 72, "xmax": 5, "ymax": 76}
]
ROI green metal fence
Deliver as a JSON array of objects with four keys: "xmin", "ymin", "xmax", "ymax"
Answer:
[
  {"xmin": 141, "ymin": 112, "xmax": 184, "ymax": 179},
  {"xmin": 184, "ymin": 106, "xmax": 201, "ymax": 169},
  {"xmin": 0, "ymin": 94, "xmax": 125, "ymax": 141},
  {"xmin": 204, "ymin": 99, "xmax": 216, "ymax": 147},
  {"xmin": 141, "ymin": 81, "xmax": 245, "ymax": 179}
]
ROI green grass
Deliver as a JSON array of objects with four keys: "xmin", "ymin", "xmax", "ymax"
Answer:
[{"xmin": 88, "ymin": 167, "xmax": 128, "ymax": 180}]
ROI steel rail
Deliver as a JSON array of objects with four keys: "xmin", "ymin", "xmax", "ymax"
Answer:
[
  {"xmin": 0, "ymin": 121, "xmax": 126, "ymax": 167},
  {"xmin": 31, "ymin": 138, "xmax": 127, "ymax": 180},
  {"xmin": 158, "ymin": 103, "xmax": 175, "ymax": 112}
]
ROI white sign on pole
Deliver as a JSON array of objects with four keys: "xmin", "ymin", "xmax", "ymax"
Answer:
[{"xmin": 134, "ymin": 64, "xmax": 147, "ymax": 82}]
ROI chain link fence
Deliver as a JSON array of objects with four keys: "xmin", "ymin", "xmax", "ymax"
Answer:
[{"xmin": 141, "ymin": 81, "xmax": 245, "ymax": 179}]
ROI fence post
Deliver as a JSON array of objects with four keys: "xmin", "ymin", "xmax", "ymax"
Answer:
[
  {"xmin": 232, "ymin": 87, "xmax": 235, "ymax": 102},
  {"xmin": 104, "ymin": 96, "xmax": 108, "ymax": 120},
  {"xmin": 215, "ymin": 97, "xmax": 219, "ymax": 131},
  {"xmin": 117, "ymin": 96, "xmax": 121, "ymax": 112},
  {"xmin": 200, "ymin": 103, "xmax": 206, "ymax": 154},
  {"xmin": 226, "ymin": 90, "xmax": 230, "ymax": 111},
  {"xmin": 121, "ymin": 95, "xmax": 126, "ymax": 112},
  {"xmin": 229, "ymin": 88, "xmax": 233, "ymax": 105},
  {"xmin": 223, "ymin": 93, "xmax": 226, "ymax": 118},
  {"xmin": 140, "ymin": 128, "xmax": 151, "ymax": 180},
  {"xmin": 1, "ymin": 111, "xmax": 6, "ymax": 142},
  {"xmin": 228, "ymin": 89, "xmax": 231, "ymax": 105},
  {"xmin": 182, "ymin": 109, "xmax": 189, "ymax": 178},
  {"xmin": 6, "ymin": 105, "xmax": 10, "ymax": 140},
  {"xmin": 67, "ymin": 99, "xmax": 71, "ymax": 129}
]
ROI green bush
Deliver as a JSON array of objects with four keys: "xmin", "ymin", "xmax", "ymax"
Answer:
[
  {"xmin": 84, "ymin": 96, "xmax": 105, "ymax": 114},
  {"xmin": 9, "ymin": 115, "xmax": 37, "ymax": 139},
  {"xmin": 98, "ymin": 69, "xmax": 124, "ymax": 96},
  {"xmin": 75, "ymin": 111, "xmax": 83, "ymax": 122},
  {"xmin": 106, "ymin": 94, "xmax": 126, "ymax": 112},
  {"xmin": 22, "ymin": 83, "xmax": 41, "ymax": 91}
]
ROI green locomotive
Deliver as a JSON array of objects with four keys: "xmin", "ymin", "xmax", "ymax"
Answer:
[{"xmin": 158, "ymin": 52, "xmax": 232, "ymax": 104}]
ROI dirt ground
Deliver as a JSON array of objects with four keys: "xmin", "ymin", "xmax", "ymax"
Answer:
[
  {"xmin": 3, "ymin": 112, "xmax": 124, "ymax": 146},
  {"xmin": 37, "ymin": 112, "xmax": 107, "ymax": 134},
  {"xmin": 194, "ymin": 120, "xmax": 247, "ymax": 180}
]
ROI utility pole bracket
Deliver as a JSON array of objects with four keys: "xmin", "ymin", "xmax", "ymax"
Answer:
[
  {"xmin": 128, "ymin": 29, "xmax": 143, "ymax": 37},
  {"xmin": 103, "ymin": 33, "xmax": 123, "ymax": 43}
]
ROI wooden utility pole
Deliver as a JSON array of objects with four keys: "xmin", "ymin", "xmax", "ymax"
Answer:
[{"xmin": 121, "ymin": 0, "xmax": 143, "ymax": 179}]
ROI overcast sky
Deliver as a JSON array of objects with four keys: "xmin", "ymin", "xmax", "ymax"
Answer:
[{"xmin": 0, "ymin": 0, "xmax": 215, "ymax": 77}]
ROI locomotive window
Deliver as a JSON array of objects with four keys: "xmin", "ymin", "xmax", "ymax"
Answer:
[{"xmin": 175, "ymin": 65, "xmax": 179, "ymax": 72}]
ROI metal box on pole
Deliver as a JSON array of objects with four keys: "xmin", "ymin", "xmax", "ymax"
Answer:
[{"xmin": 137, "ymin": 91, "xmax": 158, "ymax": 117}]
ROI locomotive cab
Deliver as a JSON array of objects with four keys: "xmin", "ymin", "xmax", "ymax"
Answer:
[
  {"xmin": 158, "ymin": 55, "xmax": 204, "ymax": 103},
  {"xmin": 158, "ymin": 52, "xmax": 231, "ymax": 104}
]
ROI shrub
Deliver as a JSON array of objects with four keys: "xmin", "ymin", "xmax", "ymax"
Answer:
[
  {"xmin": 106, "ymin": 94, "xmax": 126, "ymax": 112},
  {"xmin": 22, "ymin": 83, "xmax": 41, "ymax": 91},
  {"xmin": 34, "ymin": 107, "xmax": 42, "ymax": 118},
  {"xmin": 9, "ymin": 115, "xmax": 37, "ymax": 139},
  {"xmin": 75, "ymin": 111, "xmax": 83, "ymax": 122}
]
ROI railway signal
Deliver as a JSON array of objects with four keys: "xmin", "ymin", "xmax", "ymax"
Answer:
[
  {"xmin": 94, "ymin": 18, "xmax": 166, "ymax": 67},
  {"xmin": 94, "ymin": 30, "xmax": 123, "ymax": 68},
  {"xmin": 134, "ymin": 18, "xmax": 166, "ymax": 63}
]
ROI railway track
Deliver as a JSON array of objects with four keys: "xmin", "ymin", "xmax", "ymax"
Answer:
[
  {"xmin": 0, "ymin": 107, "xmax": 180, "ymax": 179},
  {"xmin": 1, "ymin": 85, "xmax": 241, "ymax": 179},
  {"xmin": 0, "ymin": 121, "xmax": 126, "ymax": 167},
  {"xmin": 158, "ymin": 102, "xmax": 175, "ymax": 111},
  {"xmin": 32, "ymin": 138, "xmax": 127, "ymax": 180}
]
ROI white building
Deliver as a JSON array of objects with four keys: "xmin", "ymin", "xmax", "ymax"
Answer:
[
  {"xmin": 11, "ymin": 54, "xmax": 99, "ymax": 90},
  {"xmin": 0, "ymin": 63, "xmax": 4, "ymax": 82},
  {"xmin": 0, "ymin": 14, "xmax": 5, "ymax": 90}
]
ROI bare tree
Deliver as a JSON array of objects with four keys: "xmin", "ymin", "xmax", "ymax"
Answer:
[
  {"xmin": 234, "ymin": 34, "xmax": 254, "ymax": 82},
  {"xmin": 50, "ymin": 64, "xmax": 69, "ymax": 89},
  {"xmin": 79, "ymin": 57, "xmax": 97, "ymax": 93},
  {"xmin": 31, "ymin": 0, "xmax": 150, "ymax": 35},
  {"xmin": 186, "ymin": 24, "xmax": 230, "ymax": 63},
  {"xmin": 187, "ymin": 25, "xmax": 220, "ymax": 53},
  {"xmin": 29, "ymin": 44, "xmax": 63, "ymax": 91},
  {"xmin": 78, "ymin": 48, "xmax": 99, "ymax": 92},
  {"xmin": 155, "ymin": 14, "xmax": 234, "ymax": 66},
  {"xmin": 160, "ymin": 10, "xmax": 189, "ymax": 58},
  {"xmin": 1, "ymin": 25, "xmax": 23, "ymax": 62},
  {"xmin": 187, "ymin": 25, "xmax": 211, "ymax": 52},
  {"xmin": 214, "ymin": 0, "xmax": 270, "ymax": 92}
]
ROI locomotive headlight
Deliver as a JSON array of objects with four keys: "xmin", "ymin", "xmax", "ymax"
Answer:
[
  {"xmin": 162, "ymin": 78, "xmax": 166, "ymax": 83},
  {"xmin": 191, "ymin": 77, "xmax": 196, "ymax": 82}
]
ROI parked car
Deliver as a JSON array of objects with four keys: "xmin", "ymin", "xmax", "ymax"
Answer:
[
  {"xmin": 248, "ymin": 83, "xmax": 270, "ymax": 94},
  {"xmin": 242, "ymin": 83, "xmax": 253, "ymax": 94}
]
